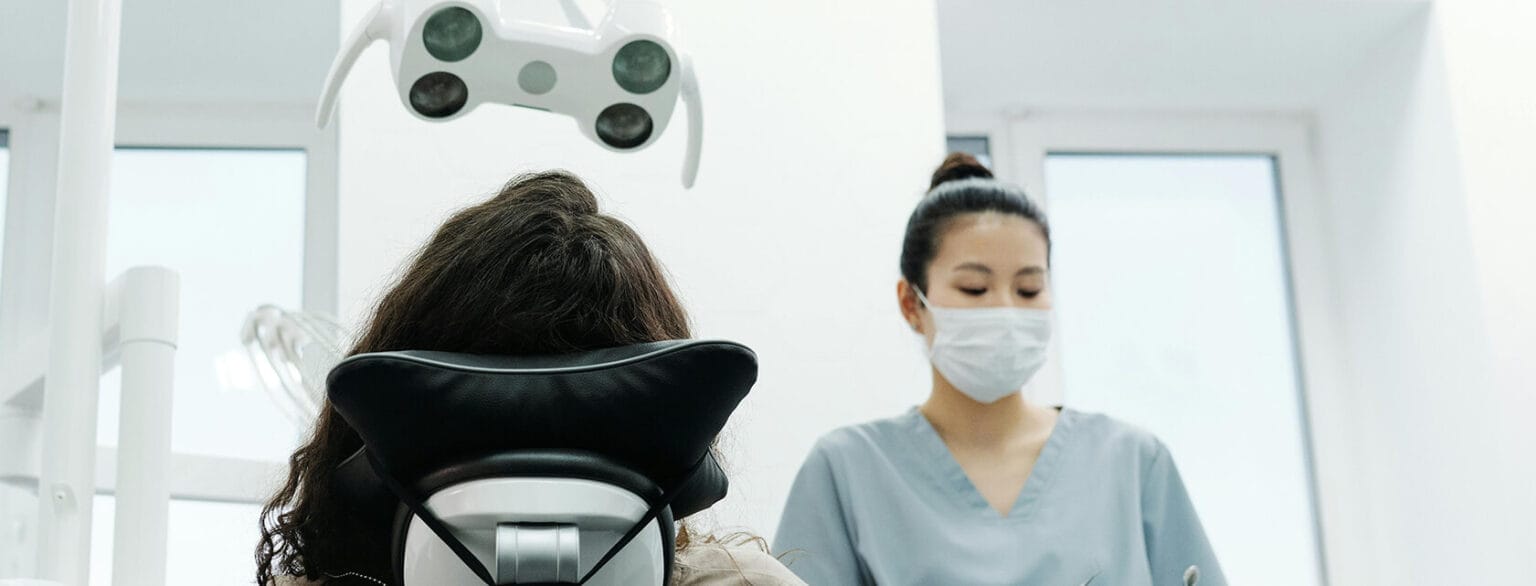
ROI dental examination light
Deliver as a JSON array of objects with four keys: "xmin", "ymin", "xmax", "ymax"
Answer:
[
  {"xmin": 241, "ymin": 305, "xmax": 347, "ymax": 426},
  {"xmin": 316, "ymin": 0, "xmax": 704, "ymax": 187}
]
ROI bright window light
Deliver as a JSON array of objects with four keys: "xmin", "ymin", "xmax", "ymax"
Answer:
[
  {"xmin": 87, "ymin": 147, "xmax": 307, "ymax": 586},
  {"xmin": 91, "ymin": 494, "xmax": 263, "ymax": 585},
  {"xmin": 96, "ymin": 148, "xmax": 308, "ymax": 462},
  {"xmin": 1045, "ymin": 154, "xmax": 1322, "ymax": 586}
]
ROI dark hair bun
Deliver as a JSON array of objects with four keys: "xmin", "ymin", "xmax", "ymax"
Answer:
[{"xmin": 930, "ymin": 152, "xmax": 994, "ymax": 189}]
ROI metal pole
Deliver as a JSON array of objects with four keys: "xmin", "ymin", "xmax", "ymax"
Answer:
[
  {"xmin": 35, "ymin": 0, "xmax": 123, "ymax": 581},
  {"xmin": 109, "ymin": 268, "xmax": 179, "ymax": 586}
]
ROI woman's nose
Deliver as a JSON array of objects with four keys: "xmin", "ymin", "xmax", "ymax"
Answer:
[{"xmin": 988, "ymin": 290, "xmax": 1020, "ymax": 308}]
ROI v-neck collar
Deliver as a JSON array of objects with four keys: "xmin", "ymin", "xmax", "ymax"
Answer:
[{"xmin": 904, "ymin": 405, "xmax": 1075, "ymax": 523}]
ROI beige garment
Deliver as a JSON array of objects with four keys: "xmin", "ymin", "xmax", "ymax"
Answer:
[
  {"xmin": 272, "ymin": 543, "xmax": 805, "ymax": 586},
  {"xmin": 673, "ymin": 543, "xmax": 806, "ymax": 586}
]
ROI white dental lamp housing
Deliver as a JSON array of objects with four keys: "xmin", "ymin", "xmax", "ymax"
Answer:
[{"xmin": 317, "ymin": 0, "xmax": 703, "ymax": 187}]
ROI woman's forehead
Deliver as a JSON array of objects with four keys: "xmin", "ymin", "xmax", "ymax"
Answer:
[{"xmin": 934, "ymin": 213, "xmax": 1049, "ymax": 268}]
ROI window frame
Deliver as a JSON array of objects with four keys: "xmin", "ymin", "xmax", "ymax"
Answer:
[
  {"xmin": 1000, "ymin": 112, "xmax": 1344, "ymax": 586},
  {"xmin": 106, "ymin": 104, "xmax": 335, "ymax": 504},
  {"xmin": 1, "ymin": 102, "xmax": 334, "ymax": 505},
  {"xmin": 1, "ymin": 101, "xmax": 338, "ymax": 341},
  {"xmin": 944, "ymin": 134, "xmax": 994, "ymax": 167},
  {"xmin": 114, "ymin": 102, "xmax": 339, "ymax": 317}
]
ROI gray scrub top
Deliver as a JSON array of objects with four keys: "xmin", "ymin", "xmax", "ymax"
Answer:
[{"xmin": 773, "ymin": 407, "xmax": 1226, "ymax": 585}]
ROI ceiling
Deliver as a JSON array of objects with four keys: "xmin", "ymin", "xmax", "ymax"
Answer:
[
  {"xmin": 0, "ymin": 0, "xmax": 337, "ymax": 106},
  {"xmin": 937, "ymin": 0, "xmax": 1430, "ymax": 115},
  {"xmin": 2, "ymin": 1, "xmax": 1430, "ymax": 115}
]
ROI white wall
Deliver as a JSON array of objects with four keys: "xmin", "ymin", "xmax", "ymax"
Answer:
[
  {"xmin": 1313, "ymin": 8, "xmax": 1535, "ymax": 583},
  {"xmin": 1314, "ymin": 16, "xmax": 1475, "ymax": 583},
  {"xmin": 334, "ymin": 0, "xmax": 947, "ymax": 540},
  {"xmin": 1434, "ymin": 2, "xmax": 1536, "ymax": 572}
]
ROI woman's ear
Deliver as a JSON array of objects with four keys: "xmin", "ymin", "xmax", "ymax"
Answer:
[{"xmin": 896, "ymin": 279, "xmax": 922, "ymax": 332}]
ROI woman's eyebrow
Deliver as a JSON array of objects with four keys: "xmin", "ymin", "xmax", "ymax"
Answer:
[{"xmin": 954, "ymin": 264, "xmax": 1047, "ymax": 276}]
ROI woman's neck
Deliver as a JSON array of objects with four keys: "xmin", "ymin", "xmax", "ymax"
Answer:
[{"xmin": 919, "ymin": 369, "xmax": 1042, "ymax": 448}]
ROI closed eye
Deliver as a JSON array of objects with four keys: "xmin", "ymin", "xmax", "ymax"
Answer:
[
  {"xmin": 1018, "ymin": 289, "xmax": 1042, "ymax": 298},
  {"xmin": 959, "ymin": 288, "xmax": 986, "ymax": 296}
]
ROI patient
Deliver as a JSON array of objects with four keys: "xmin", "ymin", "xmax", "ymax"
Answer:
[{"xmin": 256, "ymin": 171, "xmax": 801, "ymax": 585}]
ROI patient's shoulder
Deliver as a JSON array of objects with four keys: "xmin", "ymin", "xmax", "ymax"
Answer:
[
  {"xmin": 270, "ymin": 574, "xmax": 383, "ymax": 585},
  {"xmin": 674, "ymin": 543, "xmax": 807, "ymax": 586}
]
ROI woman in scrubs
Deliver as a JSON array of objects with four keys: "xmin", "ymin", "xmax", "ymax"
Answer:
[{"xmin": 773, "ymin": 154, "xmax": 1225, "ymax": 585}]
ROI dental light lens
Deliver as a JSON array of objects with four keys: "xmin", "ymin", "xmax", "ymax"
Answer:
[
  {"xmin": 595, "ymin": 103, "xmax": 653, "ymax": 149},
  {"xmin": 409, "ymin": 72, "xmax": 469, "ymax": 118},
  {"xmin": 518, "ymin": 61, "xmax": 558, "ymax": 95},
  {"xmin": 612, "ymin": 40, "xmax": 671, "ymax": 94},
  {"xmin": 423, "ymin": 6, "xmax": 482, "ymax": 62}
]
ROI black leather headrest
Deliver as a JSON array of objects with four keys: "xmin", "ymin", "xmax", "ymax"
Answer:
[{"xmin": 326, "ymin": 339, "xmax": 755, "ymax": 517}]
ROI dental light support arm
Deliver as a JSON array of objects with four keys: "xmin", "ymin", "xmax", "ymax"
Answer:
[
  {"xmin": 680, "ymin": 58, "xmax": 701, "ymax": 188},
  {"xmin": 315, "ymin": 0, "xmax": 703, "ymax": 187},
  {"xmin": 315, "ymin": 1, "xmax": 390, "ymax": 130}
]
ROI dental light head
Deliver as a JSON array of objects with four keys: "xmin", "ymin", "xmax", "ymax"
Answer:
[{"xmin": 316, "ymin": 0, "xmax": 704, "ymax": 188}]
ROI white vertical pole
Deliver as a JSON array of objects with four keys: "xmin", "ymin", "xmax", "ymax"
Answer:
[
  {"xmin": 0, "ymin": 107, "xmax": 63, "ymax": 583},
  {"xmin": 108, "ymin": 268, "xmax": 179, "ymax": 586},
  {"xmin": 35, "ymin": 0, "xmax": 123, "ymax": 581}
]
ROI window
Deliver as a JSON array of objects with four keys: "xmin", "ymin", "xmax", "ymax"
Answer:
[
  {"xmin": 95, "ymin": 147, "xmax": 309, "ymax": 462},
  {"xmin": 945, "ymin": 134, "xmax": 992, "ymax": 168},
  {"xmin": 91, "ymin": 495, "xmax": 262, "ymax": 585},
  {"xmin": 1045, "ymin": 154, "xmax": 1322, "ymax": 585},
  {"xmin": 88, "ymin": 148, "xmax": 307, "ymax": 584}
]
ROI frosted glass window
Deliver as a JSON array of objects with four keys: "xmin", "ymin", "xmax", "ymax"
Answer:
[
  {"xmin": 97, "ymin": 148, "xmax": 308, "ymax": 463},
  {"xmin": 1045, "ymin": 154, "xmax": 1322, "ymax": 585},
  {"xmin": 90, "ymin": 494, "xmax": 262, "ymax": 585}
]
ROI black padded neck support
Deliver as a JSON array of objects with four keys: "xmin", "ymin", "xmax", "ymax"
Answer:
[{"xmin": 326, "ymin": 339, "xmax": 756, "ymax": 584}]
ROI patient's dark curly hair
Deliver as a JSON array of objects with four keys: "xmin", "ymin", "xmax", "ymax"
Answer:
[{"xmin": 255, "ymin": 171, "xmax": 694, "ymax": 585}]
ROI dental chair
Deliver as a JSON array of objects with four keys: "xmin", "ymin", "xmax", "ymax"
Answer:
[{"xmin": 325, "ymin": 339, "xmax": 756, "ymax": 585}]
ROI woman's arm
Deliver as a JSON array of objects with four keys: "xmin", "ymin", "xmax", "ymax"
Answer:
[
  {"xmin": 772, "ymin": 441, "xmax": 869, "ymax": 585},
  {"xmin": 1141, "ymin": 440, "xmax": 1227, "ymax": 585}
]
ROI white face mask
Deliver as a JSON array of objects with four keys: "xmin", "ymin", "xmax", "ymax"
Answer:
[{"xmin": 915, "ymin": 286, "xmax": 1052, "ymax": 404}]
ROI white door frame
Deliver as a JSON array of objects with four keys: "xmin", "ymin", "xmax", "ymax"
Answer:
[{"xmin": 1, "ymin": 100, "xmax": 338, "ymax": 342}]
